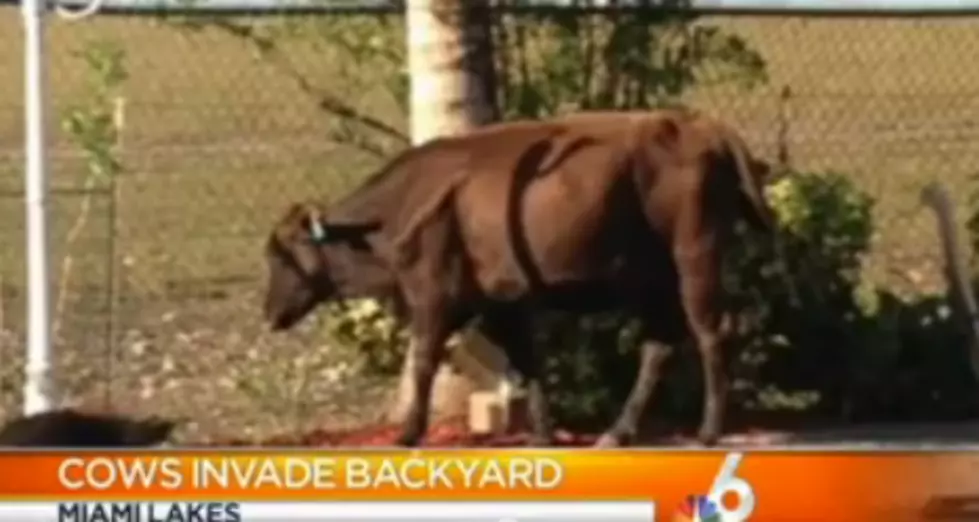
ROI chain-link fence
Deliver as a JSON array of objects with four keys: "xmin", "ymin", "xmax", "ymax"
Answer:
[{"xmin": 1, "ymin": 7, "xmax": 977, "ymax": 441}]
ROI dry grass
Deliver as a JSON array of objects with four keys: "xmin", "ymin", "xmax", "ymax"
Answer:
[{"xmin": 0, "ymin": 10, "xmax": 977, "ymax": 441}]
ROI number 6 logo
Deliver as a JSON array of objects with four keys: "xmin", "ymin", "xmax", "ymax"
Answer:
[{"xmin": 707, "ymin": 453, "xmax": 756, "ymax": 522}]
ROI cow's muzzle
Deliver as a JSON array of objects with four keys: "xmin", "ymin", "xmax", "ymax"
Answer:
[{"xmin": 267, "ymin": 311, "xmax": 297, "ymax": 332}]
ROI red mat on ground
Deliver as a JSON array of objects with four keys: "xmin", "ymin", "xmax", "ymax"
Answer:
[{"xmin": 218, "ymin": 417, "xmax": 599, "ymax": 447}]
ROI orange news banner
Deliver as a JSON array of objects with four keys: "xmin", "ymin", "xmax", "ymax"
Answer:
[{"xmin": 0, "ymin": 449, "xmax": 972, "ymax": 522}]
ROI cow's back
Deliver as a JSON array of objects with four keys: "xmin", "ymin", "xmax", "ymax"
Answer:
[
  {"xmin": 452, "ymin": 114, "xmax": 674, "ymax": 300},
  {"xmin": 379, "ymin": 109, "xmax": 758, "ymax": 307}
]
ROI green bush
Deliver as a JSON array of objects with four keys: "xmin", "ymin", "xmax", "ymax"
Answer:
[
  {"xmin": 320, "ymin": 299, "xmax": 409, "ymax": 378},
  {"xmin": 730, "ymin": 171, "xmax": 978, "ymax": 422},
  {"xmin": 535, "ymin": 314, "xmax": 641, "ymax": 430},
  {"xmin": 842, "ymin": 291, "xmax": 977, "ymax": 421},
  {"xmin": 725, "ymin": 171, "xmax": 874, "ymax": 411}
]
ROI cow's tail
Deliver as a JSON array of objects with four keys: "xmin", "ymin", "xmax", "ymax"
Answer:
[
  {"xmin": 722, "ymin": 125, "xmax": 803, "ymax": 308},
  {"xmin": 724, "ymin": 128, "xmax": 774, "ymax": 230}
]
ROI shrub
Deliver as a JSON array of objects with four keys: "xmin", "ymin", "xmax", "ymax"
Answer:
[
  {"xmin": 535, "ymin": 313, "xmax": 642, "ymax": 430},
  {"xmin": 732, "ymin": 171, "xmax": 979, "ymax": 422},
  {"xmin": 842, "ymin": 291, "xmax": 977, "ymax": 421},
  {"xmin": 725, "ymin": 170, "xmax": 876, "ymax": 417},
  {"xmin": 320, "ymin": 299, "xmax": 409, "ymax": 378}
]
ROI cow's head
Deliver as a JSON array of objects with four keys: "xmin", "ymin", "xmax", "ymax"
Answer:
[{"xmin": 263, "ymin": 201, "xmax": 381, "ymax": 331}]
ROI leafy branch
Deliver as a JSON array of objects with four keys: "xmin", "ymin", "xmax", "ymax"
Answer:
[{"xmin": 55, "ymin": 40, "xmax": 127, "ymax": 341}]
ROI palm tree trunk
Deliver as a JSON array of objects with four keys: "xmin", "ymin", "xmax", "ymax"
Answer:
[{"xmin": 388, "ymin": 0, "xmax": 507, "ymax": 424}]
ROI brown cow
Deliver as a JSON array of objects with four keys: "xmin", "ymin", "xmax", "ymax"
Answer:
[{"xmin": 263, "ymin": 108, "xmax": 774, "ymax": 447}]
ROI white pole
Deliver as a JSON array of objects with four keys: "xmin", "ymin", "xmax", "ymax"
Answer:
[
  {"xmin": 21, "ymin": 0, "xmax": 53, "ymax": 415},
  {"xmin": 20, "ymin": 0, "xmax": 104, "ymax": 418}
]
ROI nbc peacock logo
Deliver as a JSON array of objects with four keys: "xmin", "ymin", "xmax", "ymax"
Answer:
[
  {"xmin": 673, "ymin": 495, "xmax": 722, "ymax": 522},
  {"xmin": 671, "ymin": 453, "xmax": 757, "ymax": 522}
]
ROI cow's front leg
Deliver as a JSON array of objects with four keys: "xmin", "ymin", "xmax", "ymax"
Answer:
[{"xmin": 395, "ymin": 309, "xmax": 450, "ymax": 447}]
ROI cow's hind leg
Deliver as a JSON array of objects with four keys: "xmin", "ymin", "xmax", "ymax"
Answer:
[
  {"xmin": 478, "ymin": 307, "xmax": 553, "ymax": 446},
  {"xmin": 594, "ymin": 316, "xmax": 680, "ymax": 448},
  {"xmin": 674, "ymin": 238, "xmax": 729, "ymax": 446}
]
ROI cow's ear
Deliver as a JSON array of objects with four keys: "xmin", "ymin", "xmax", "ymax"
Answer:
[
  {"xmin": 274, "ymin": 201, "xmax": 330, "ymax": 245},
  {"xmin": 293, "ymin": 203, "xmax": 332, "ymax": 245},
  {"xmin": 324, "ymin": 221, "xmax": 382, "ymax": 251},
  {"xmin": 305, "ymin": 215, "xmax": 329, "ymax": 244}
]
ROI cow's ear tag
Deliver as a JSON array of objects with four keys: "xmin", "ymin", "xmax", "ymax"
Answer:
[{"xmin": 309, "ymin": 219, "xmax": 328, "ymax": 244}]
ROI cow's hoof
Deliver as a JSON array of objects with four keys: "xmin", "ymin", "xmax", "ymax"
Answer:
[
  {"xmin": 394, "ymin": 434, "xmax": 422, "ymax": 448},
  {"xmin": 593, "ymin": 433, "xmax": 624, "ymax": 448},
  {"xmin": 696, "ymin": 429, "xmax": 720, "ymax": 447},
  {"xmin": 527, "ymin": 435, "xmax": 553, "ymax": 448}
]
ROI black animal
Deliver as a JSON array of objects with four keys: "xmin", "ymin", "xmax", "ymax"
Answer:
[{"xmin": 0, "ymin": 409, "xmax": 176, "ymax": 447}]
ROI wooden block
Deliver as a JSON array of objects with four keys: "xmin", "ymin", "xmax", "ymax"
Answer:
[
  {"xmin": 468, "ymin": 391, "xmax": 502, "ymax": 435},
  {"xmin": 468, "ymin": 390, "xmax": 530, "ymax": 435}
]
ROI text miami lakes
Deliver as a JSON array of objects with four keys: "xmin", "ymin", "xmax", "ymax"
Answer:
[
  {"xmin": 57, "ymin": 456, "xmax": 566, "ymax": 491},
  {"xmin": 58, "ymin": 502, "xmax": 241, "ymax": 522}
]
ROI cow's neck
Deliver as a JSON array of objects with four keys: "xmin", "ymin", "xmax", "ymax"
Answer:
[
  {"xmin": 324, "ymin": 244, "xmax": 394, "ymax": 299},
  {"xmin": 326, "ymin": 158, "xmax": 413, "ymax": 224}
]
